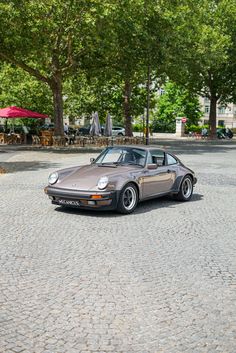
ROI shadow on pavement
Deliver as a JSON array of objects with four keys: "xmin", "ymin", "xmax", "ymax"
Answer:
[
  {"xmin": 1, "ymin": 140, "xmax": 236, "ymax": 157},
  {"xmin": 151, "ymin": 139, "xmax": 236, "ymax": 155},
  {"xmin": 0, "ymin": 161, "xmax": 60, "ymax": 173},
  {"xmin": 53, "ymin": 193, "xmax": 204, "ymax": 218}
]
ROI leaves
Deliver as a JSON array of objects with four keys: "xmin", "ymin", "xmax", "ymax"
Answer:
[
  {"xmin": 0, "ymin": 0, "xmax": 236, "ymax": 135},
  {"xmin": 153, "ymin": 81, "xmax": 202, "ymax": 132},
  {"xmin": 0, "ymin": 63, "xmax": 52, "ymax": 115}
]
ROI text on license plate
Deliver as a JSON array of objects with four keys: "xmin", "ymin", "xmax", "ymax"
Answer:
[{"xmin": 58, "ymin": 199, "xmax": 80, "ymax": 206}]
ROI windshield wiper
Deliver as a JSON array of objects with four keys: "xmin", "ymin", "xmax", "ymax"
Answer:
[{"xmin": 120, "ymin": 162, "xmax": 143, "ymax": 167}]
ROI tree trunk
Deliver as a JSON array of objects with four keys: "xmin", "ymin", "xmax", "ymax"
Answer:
[
  {"xmin": 209, "ymin": 94, "xmax": 217, "ymax": 139},
  {"xmin": 50, "ymin": 74, "xmax": 64, "ymax": 136},
  {"xmin": 146, "ymin": 65, "xmax": 151, "ymax": 145},
  {"xmin": 123, "ymin": 80, "xmax": 133, "ymax": 137}
]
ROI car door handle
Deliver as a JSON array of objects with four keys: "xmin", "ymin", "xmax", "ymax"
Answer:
[{"xmin": 167, "ymin": 169, "xmax": 171, "ymax": 173}]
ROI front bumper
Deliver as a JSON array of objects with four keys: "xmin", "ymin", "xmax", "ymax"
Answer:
[{"xmin": 44, "ymin": 185, "xmax": 119, "ymax": 211}]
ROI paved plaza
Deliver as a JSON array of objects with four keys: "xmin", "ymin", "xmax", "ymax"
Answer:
[{"xmin": 0, "ymin": 141, "xmax": 236, "ymax": 353}]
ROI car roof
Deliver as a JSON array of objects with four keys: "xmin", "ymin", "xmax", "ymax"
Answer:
[{"xmin": 109, "ymin": 145, "xmax": 166, "ymax": 152}]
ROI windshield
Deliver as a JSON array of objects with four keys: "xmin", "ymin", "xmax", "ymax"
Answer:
[{"xmin": 95, "ymin": 147, "xmax": 147, "ymax": 167}]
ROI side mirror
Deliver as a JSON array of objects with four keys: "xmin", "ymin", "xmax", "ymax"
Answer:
[
  {"xmin": 147, "ymin": 163, "xmax": 158, "ymax": 170},
  {"xmin": 90, "ymin": 157, "xmax": 95, "ymax": 163}
]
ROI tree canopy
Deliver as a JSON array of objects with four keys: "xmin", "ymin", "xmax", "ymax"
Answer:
[
  {"xmin": 153, "ymin": 81, "xmax": 203, "ymax": 132},
  {"xmin": 0, "ymin": 63, "xmax": 51, "ymax": 114},
  {"xmin": 0, "ymin": 0, "xmax": 236, "ymax": 138},
  {"xmin": 166, "ymin": 0, "xmax": 236, "ymax": 137},
  {"xmin": 0, "ymin": 0, "xmax": 108, "ymax": 134}
]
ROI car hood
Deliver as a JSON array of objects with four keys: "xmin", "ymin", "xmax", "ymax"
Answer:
[{"xmin": 56, "ymin": 164, "xmax": 138, "ymax": 190}]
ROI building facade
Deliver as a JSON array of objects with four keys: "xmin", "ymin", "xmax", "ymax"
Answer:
[{"xmin": 199, "ymin": 97, "xmax": 236, "ymax": 128}]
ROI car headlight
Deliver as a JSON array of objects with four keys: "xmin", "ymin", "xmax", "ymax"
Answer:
[
  {"xmin": 97, "ymin": 176, "xmax": 109, "ymax": 190},
  {"xmin": 48, "ymin": 172, "xmax": 58, "ymax": 185}
]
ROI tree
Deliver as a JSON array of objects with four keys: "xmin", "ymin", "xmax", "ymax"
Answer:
[
  {"xmin": 0, "ymin": 63, "xmax": 52, "ymax": 115},
  {"xmin": 91, "ymin": 0, "xmax": 172, "ymax": 136},
  {"xmin": 89, "ymin": 0, "xmax": 148, "ymax": 135},
  {"xmin": 0, "ymin": 0, "xmax": 107, "ymax": 136},
  {"xmin": 166, "ymin": 0, "xmax": 236, "ymax": 138},
  {"xmin": 70, "ymin": 75, "xmax": 152, "ymax": 125},
  {"xmin": 153, "ymin": 81, "xmax": 202, "ymax": 132}
]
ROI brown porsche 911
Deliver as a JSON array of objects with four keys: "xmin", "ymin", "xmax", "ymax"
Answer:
[{"xmin": 44, "ymin": 146, "xmax": 197, "ymax": 214}]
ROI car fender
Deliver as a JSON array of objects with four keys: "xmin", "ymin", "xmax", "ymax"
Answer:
[
  {"xmin": 171, "ymin": 173, "xmax": 193, "ymax": 193},
  {"xmin": 109, "ymin": 174, "xmax": 141, "ymax": 199}
]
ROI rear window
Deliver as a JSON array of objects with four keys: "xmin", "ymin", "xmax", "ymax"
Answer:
[
  {"xmin": 166, "ymin": 154, "xmax": 178, "ymax": 165},
  {"xmin": 147, "ymin": 150, "xmax": 165, "ymax": 165}
]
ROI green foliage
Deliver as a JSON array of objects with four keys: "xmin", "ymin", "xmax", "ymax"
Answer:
[
  {"xmin": 185, "ymin": 124, "xmax": 208, "ymax": 134},
  {"xmin": 0, "ymin": 0, "xmax": 113, "ymax": 134},
  {"xmin": 165, "ymin": 0, "xmax": 236, "ymax": 135},
  {"xmin": 153, "ymin": 81, "xmax": 202, "ymax": 132},
  {"xmin": 65, "ymin": 73, "xmax": 155, "ymax": 126},
  {"xmin": 67, "ymin": 76, "xmax": 124, "ymax": 124},
  {"xmin": 0, "ymin": 63, "xmax": 52, "ymax": 115},
  {"xmin": 0, "ymin": 0, "xmax": 236, "ymax": 137},
  {"xmin": 132, "ymin": 123, "xmax": 143, "ymax": 132}
]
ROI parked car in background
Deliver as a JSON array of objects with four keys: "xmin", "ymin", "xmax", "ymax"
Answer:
[
  {"xmin": 45, "ymin": 146, "xmax": 197, "ymax": 214},
  {"xmin": 76, "ymin": 125, "xmax": 126, "ymax": 136},
  {"xmin": 40, "ymin": 123, "xmax": 55, "ymax": 130},
  {"xmin": 112, "ymin": 126, "xmax": 125, "ymax": 136},
  {"xmin": 77, "ymin": 125, "xmax": 91, "ymax": 136}
]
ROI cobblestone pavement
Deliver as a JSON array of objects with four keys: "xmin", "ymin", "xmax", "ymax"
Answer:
[{"xmin": 0, "ymin": 142, "xmax": 236, "ymax": 353}]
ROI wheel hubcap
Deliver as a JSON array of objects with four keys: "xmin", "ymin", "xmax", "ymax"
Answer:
[
  {"xmin": 123, "ymin": 186, "xmax": 136, "ymax": 210},
  {"xmin": 182, "ymin": 178, "xmax": 192, "ymax": 198}
]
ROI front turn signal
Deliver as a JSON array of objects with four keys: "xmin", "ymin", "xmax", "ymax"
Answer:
[{"xmin": 91, "ymin": 195, "xmax": 102, "ymax": 199}]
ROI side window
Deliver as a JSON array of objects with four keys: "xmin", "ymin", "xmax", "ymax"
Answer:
[
  {"xmin": 167, "ymin": 154, "xmax": 178, "ymax": 165},
  {"xmin": 147, "ymin": 150, "xmax": 165, "ymax": 165},
  {"xmin": 133, "ymin": 149, "xmax": 146, "ymax": 166}
]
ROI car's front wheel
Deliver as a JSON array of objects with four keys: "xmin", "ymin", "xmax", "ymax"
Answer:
[
  {"xmin": 117, "ymin": 183, "xmax": 138, "ymax": 214},
  {"xmin": 175, "ymin": 176, "xmax": 193, "ymax": 201}
]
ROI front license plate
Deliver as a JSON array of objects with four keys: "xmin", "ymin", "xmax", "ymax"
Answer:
[{"xmin": 58, "ymin": 199, "xmax": 80, "ymax": 206}]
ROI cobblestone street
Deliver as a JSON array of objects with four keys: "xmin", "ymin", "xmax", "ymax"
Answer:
[{"xmin": 0, "ymin": 141, "xmax": 236, "ymax": 353}]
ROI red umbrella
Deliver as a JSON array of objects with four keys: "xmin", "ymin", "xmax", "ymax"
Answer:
[{"xmin": 0, "ymin": 106, "xmax": 48, "ymax": 118}]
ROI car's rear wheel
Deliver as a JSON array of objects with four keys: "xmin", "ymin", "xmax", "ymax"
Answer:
[
  {"xmin": 117, "ymin": 183, "xmax": 138, "ymax": 214},
  {"xmin": 175, "ymin": 176, "xmax": 193, "ymax": 201}
]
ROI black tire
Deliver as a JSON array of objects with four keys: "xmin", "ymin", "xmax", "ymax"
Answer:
[
  {"xmin": 118, "ymin": 132, "xmax": 124, "ymax": 136},
  {"xmin": 117, "ymin": 183, "xmax": 138, "ymax": 214},
  {"xmin": 175, "ymin": 175, "xmax": 193, "ymax": 201}
]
